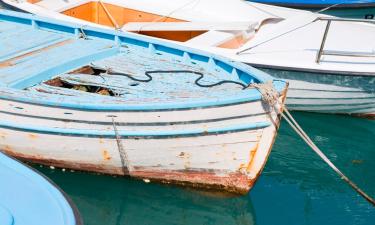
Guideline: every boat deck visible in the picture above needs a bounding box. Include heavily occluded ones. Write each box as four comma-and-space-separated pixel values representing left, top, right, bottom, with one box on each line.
0, 15, 264, 106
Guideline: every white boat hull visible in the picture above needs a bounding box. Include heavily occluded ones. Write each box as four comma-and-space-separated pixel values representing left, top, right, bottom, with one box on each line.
0, 93, 286, 193
256, 67, 375, 117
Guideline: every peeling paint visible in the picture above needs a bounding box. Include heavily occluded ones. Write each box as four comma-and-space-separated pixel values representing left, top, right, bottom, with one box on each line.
0, 131, 6, 139
246, 142, 259, 173
28, 133, 38, 139
131, 168, 255, 195
0, 148, 257, 194
102, 150, 112, 161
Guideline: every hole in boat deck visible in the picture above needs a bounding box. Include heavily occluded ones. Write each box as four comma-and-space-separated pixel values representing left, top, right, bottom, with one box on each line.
26, 46, 251, 104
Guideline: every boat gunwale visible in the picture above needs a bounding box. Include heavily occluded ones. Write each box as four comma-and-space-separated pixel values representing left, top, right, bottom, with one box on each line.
0, 9, 287, 111
0, 83, 285, 111
248, 63, 375, 77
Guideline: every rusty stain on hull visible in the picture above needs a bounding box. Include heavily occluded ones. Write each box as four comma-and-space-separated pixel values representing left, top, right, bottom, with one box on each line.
245, 86, 289, 188
28, 133, 38, 139
101, 149, 112, 160
246, 142, 259, 173
354, 113, 375, 119
131, 168, 256, 195
1, 148, 255, 194
1, 148, 127, 175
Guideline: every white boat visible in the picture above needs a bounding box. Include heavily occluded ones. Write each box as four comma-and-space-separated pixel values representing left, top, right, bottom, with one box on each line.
4, 0, 374, 117
0, 10, 288, 194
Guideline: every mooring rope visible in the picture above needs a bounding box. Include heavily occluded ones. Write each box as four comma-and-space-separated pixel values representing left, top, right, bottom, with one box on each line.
252, 83, 375, 206
249, 81, 279, 106
111, 118, 132, 176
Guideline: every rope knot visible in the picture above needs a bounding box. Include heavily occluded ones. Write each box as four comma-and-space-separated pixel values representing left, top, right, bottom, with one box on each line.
250, 81, 279, 106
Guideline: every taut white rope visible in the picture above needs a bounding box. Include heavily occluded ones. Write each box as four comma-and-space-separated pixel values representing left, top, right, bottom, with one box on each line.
252, 82, 375, 206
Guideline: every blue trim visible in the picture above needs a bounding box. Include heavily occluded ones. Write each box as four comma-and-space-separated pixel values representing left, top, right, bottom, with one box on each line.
0, 120, 271, 138
0, 81, 285, 111
189, 53, 210, 63
0, 109, 266, 126
155, 44, 185, 57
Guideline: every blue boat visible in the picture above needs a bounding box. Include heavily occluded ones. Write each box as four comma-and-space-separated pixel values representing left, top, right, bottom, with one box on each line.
249, 0, 375, 18
0, 9, 288, 194
0, 152, 82, 225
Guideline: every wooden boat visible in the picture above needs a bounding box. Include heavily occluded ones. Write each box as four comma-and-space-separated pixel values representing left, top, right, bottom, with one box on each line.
0, 10, 288, 194
248, 0, 375, 19
3, 0, 375, 117
0, 152, 82, 225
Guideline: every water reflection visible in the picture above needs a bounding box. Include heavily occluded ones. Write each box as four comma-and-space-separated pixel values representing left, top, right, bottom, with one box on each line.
249, 112, 375, 225
38, 168, 256, 225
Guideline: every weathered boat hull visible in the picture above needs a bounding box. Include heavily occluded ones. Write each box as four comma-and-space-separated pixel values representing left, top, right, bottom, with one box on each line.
0, 93, 286, 194
0, 9, 288, 194
255, 67, 375, 117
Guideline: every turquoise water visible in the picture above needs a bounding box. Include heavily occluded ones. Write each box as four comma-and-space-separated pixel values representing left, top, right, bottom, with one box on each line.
36, 112, 375, 225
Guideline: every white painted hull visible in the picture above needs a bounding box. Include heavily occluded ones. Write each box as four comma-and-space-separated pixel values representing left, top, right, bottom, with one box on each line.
257, 67, 375, 117
0, 92, 287, 193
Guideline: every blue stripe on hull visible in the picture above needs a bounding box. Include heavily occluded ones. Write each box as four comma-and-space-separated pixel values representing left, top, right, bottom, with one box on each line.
0, 120, 270, 139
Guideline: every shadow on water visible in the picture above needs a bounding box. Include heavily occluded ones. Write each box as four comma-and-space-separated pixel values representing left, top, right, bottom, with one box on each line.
34, 112, 375, 225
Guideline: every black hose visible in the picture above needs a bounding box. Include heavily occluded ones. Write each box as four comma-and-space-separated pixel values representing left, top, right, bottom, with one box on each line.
107, 71, 152, 82
107, 70, 248, 89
